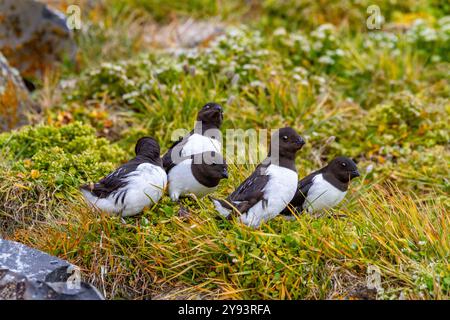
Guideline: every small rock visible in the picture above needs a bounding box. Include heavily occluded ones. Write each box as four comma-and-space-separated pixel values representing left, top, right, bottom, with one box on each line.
0, 269, 103, 300
347, 285, 378, 300
0, 0, 77, 80
0, 52, 36, 132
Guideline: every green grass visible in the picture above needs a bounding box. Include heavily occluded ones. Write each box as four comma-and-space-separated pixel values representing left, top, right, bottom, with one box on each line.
0, 0, 449, 299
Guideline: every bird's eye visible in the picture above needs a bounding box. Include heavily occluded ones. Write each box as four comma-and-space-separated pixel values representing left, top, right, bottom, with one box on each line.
205, 105, 210, 109
341, 162, 347, 167
282, 135, 288, 141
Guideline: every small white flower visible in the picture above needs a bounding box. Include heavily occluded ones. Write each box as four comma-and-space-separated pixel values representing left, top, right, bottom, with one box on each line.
335, 49, 345, 57
122, 91, 140, 100
312, 75, 326, 84
312, 41, 323, 51
318, 55, 334, 65
243, 64, 259, 70
293, 66, 308, 76
228, 28, 243, 38
420, 28, 437, 41
255, 49, 270, 56
207, 59, 218, 65
249, 80, 264, 87
273, 27, 287, 36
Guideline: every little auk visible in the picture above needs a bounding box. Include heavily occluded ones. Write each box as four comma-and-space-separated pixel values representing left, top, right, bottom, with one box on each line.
168, 151, 228, 202
211, 127, 305, 228
80, 137, 167, 217
162, 102, 223, 173
280, 156, 360, 217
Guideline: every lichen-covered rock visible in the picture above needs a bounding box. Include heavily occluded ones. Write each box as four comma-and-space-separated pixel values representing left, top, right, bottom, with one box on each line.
0, 239, 104, 300
0, 52, 35, 132
0, 0, 77, 79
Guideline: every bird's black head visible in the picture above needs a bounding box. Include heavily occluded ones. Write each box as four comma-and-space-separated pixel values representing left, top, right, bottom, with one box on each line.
196, 102, 224, 129
270, 127, 305, 159
135, 137, 161, 160
327, 157, 360, 183
191, 151, 228, 187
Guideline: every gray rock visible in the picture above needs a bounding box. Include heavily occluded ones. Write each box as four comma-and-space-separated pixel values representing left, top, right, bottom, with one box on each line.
0, 238, 68, 282
148, 19, 225, 49
0, 239, 103, 300
0, 0, 77, 79
0, 52, 36, 132
0, 269, 104, 300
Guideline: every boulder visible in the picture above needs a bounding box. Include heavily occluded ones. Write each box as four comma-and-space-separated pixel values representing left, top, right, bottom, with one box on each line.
148, 19, 225, 49
0, 52, 35, 132
0, 239, 103, 300
0, 0, 77, 80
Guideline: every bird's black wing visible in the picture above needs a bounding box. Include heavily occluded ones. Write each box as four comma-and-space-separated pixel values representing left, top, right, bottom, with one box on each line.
280, 171, 318, 216
80, 158, 143, 199
162, 130, 193, 172
226, 162, 271, 215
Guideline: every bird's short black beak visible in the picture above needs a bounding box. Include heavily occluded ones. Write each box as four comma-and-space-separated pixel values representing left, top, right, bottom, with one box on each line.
296, 137, 306, 148
222, 168, 229, 179
212, 104, 223, 113
351, 170, 360, 178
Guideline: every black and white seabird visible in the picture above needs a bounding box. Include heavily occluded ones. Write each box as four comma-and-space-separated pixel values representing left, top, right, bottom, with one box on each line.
162, 102, 223, 172
80, 137, 167, 217
168, 151, 228, 202
211, 127, 305, 228
280, 156, 360, 217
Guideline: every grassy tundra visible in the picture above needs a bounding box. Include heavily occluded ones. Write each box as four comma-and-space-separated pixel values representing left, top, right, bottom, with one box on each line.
0, 0, 448, 299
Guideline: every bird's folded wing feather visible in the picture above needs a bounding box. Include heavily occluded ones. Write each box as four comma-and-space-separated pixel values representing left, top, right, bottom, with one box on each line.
227, 163, 270, 214
280, 171, 317, 215
80, 160, 141, 198
162, 130, 193, 172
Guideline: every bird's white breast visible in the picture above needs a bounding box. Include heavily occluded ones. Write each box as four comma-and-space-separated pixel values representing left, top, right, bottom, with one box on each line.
122, 163, 167, 214
241, 164, 298, 228
181, 133, 222, 157
168, 158, 217, 201
303, 173, 347, 213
